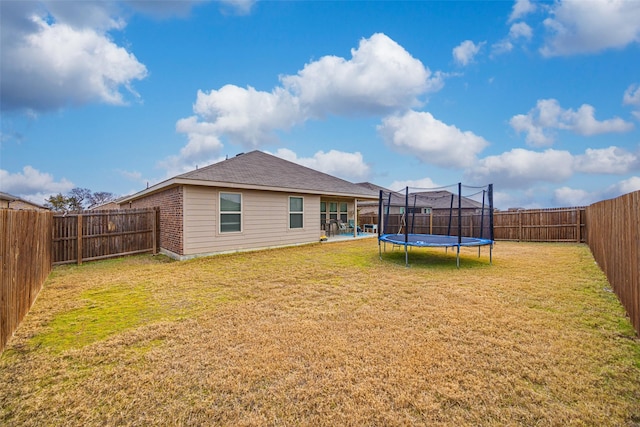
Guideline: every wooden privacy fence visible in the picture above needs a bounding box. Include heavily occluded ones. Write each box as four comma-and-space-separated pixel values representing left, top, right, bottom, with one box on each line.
53, 208, 159, 265
1, 209, 53, 353
493, 207, 586, 243
360, 206, 586, 243
586, 191, 639, 336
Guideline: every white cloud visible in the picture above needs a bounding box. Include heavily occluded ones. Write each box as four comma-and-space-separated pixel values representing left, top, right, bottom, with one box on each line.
573, 146, 638, 174
509, 22, 533, 40
272, 148, 370, 181
510, 98, 634, 146
608, 176, 640, 195
466, 148, 575, 188
388, 178, 441, 192
491, 22, 532, 57
624, 84, 640, 120
553, 187, 595, 206
218, 0, 256, 15
0, 166, 74, 202
118, 169, 143, 182
377, 110, 489, 169
157, 116, 227, 176
171, 33, 445, 175
541, 0, 640, 57
491, 40, 514, 56
554, 176, 640, 206
282, 33, 439, 116
126, 0, 210, 18
509, 0, 537, 23
452, 40, 485, 66
192, 85, 303, 147
467, 145, 638, 194
624, 84, 640, 106
0, 3, 147, 112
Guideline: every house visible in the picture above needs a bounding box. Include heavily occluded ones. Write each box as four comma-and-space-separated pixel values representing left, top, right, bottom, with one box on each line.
119, 150, 379, 260
357, 184, 484, 216
88, 196, 127, 211
0, 192, 49, 211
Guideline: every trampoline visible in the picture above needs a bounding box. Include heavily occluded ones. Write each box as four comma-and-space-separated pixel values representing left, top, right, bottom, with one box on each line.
380, 233, 493, 248
377, 183, 494, 267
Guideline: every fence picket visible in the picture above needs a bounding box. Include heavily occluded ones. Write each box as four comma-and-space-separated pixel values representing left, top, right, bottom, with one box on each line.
0, 209, 52, 353
586, 191, 640, 336
52, 208, 159, 265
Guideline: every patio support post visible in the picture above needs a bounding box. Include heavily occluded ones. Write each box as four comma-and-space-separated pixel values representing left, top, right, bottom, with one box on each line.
353, 198, 358, 238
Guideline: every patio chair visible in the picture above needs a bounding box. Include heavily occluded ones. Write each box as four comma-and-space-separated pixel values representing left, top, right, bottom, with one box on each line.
348, 219, 362, 234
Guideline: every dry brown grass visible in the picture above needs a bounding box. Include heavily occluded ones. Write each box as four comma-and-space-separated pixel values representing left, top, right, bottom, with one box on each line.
1, 240, 639, 426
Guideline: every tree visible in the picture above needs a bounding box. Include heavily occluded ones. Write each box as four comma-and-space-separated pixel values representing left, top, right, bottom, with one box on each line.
68, 187, 92, 211
89, 191, 116, 208
44, 188, 117, 212
44, 193, 69, 212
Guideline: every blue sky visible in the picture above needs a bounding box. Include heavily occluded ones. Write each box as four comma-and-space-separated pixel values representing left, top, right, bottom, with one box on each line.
1, 0, 639, 209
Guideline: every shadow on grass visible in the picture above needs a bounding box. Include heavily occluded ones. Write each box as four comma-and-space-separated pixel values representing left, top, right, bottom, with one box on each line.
378, 246, 492, 270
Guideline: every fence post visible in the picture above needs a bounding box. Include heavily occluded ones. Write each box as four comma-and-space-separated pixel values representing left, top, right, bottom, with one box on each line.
152, 209, 157, 255
518, 210, 522, 242
576, 208, 581, 243
77, 214, 83, 265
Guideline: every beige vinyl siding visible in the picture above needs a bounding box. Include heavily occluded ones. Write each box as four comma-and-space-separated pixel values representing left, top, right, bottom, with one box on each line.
183, 185, 321, 256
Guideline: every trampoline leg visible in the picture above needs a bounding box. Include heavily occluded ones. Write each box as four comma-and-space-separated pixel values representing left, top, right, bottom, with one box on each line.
405, 245, 409, 267
456, 245, 460, 268
490, 244, 493, 265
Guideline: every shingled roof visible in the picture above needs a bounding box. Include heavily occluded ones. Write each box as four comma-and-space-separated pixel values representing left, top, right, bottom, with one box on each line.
359, 187, 484, 210
123, 150, 379, 201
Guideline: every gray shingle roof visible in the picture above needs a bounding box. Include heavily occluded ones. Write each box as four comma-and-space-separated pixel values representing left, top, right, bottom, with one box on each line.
0, 191, 48, 208
177, 150, 378, 198
361, 188, 484, 210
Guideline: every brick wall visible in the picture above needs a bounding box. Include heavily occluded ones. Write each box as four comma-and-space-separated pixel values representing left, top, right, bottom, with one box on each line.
127, 186, 184, 255
5, 200, 49, 211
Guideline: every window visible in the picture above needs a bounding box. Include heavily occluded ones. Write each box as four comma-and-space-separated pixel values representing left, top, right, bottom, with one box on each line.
329, 202, 338, 220
220, 192, 241, 232
339, 202, 348, 223
320, 201, 327, 225
289, 197, 303, 229
407, 207, 432, 214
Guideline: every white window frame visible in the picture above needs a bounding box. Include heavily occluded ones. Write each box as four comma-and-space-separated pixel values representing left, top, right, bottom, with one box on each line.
219, 192, 242, 233
289, 196, 304, 229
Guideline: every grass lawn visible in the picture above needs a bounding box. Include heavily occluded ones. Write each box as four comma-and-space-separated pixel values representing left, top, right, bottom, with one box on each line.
1, 240, 639, 426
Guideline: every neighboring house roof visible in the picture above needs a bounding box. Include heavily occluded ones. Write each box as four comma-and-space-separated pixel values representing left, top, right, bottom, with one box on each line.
358, 187, 484, 210
121, 150, 379, 203
356, 182, 392, 194
0, 192, 49, 210
411, 191, 484, 210
0, 192, 16, 202
89, 196, 128, 210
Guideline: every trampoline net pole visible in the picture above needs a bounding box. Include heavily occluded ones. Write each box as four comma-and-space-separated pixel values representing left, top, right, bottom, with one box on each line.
411, 194, 417, 234
458, 182, 462, 246
405, 187, 409, 267
489, 184, 494, 242
447, 194, 453, 236
405, 187, 409, 244
480, 190, 486, 239
378, 190, 383, 253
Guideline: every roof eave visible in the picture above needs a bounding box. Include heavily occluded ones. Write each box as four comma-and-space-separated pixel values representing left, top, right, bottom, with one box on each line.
119, 178, 378, 204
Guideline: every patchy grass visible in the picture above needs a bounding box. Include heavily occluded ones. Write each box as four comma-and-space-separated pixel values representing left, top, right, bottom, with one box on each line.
1, 240, 639, 426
